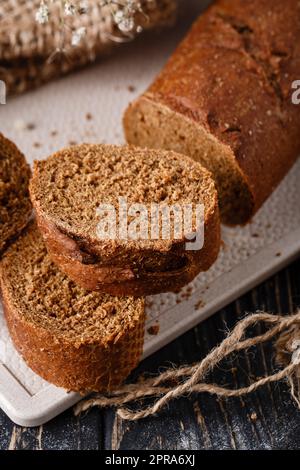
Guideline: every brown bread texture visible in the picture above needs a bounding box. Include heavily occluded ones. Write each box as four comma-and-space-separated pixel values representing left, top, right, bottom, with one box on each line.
0, 222, 145, 393
124, 0, 300, 225
29, 144, 220, 297
0, 133, 32, 254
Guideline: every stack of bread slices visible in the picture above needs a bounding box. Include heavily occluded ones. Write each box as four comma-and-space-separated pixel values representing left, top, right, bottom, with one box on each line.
1, 0, 299, 394
0, 136, 220, 393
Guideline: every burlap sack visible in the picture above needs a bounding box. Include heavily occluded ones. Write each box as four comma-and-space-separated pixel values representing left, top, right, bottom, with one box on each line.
0, 0, 177, 95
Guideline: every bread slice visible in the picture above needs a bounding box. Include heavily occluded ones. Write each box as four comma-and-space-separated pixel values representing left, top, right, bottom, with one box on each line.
0, 133, 31, 254
0, 221, 145, 393
29, 144, 220, 297
124, 0, 300, 225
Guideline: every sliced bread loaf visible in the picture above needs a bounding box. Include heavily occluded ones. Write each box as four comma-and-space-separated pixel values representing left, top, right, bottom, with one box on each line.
29, 144, 220, 297
0, 133, 31, 253
0, 222, 145, 393
124, 0, 300, 225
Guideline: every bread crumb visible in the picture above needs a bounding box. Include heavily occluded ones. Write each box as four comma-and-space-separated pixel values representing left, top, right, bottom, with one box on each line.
86, 113, 93, 121
220, 239, 226, 250
250, 412, 258, 422
181, 286, 193, 301
14, 120, 36, 131
146, 300, 153, 309
147, 324, 160, 336
69, 140, 77, 146
276, 252, 282, 257
128, 85, 136, 93
195, 299, 205, 310
51, 130, 58, 137
33, 142, 41, 148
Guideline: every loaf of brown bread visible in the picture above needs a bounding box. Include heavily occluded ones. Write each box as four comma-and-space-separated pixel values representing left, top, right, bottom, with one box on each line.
0, 133, 31, 254
124, 0, 300, 225
29, 144, 220, 297
0, 222, 145, 393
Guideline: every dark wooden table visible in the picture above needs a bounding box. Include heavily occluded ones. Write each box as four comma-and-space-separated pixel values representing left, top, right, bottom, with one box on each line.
1, 258, 300, 450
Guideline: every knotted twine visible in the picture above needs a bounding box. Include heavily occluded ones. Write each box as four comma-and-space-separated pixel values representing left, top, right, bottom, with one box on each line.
74, 311, 300, 421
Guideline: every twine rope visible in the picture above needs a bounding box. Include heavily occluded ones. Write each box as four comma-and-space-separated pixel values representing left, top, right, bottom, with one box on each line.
75, 311, 300, 421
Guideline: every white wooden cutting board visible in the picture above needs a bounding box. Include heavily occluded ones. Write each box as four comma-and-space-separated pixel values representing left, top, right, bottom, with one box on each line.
0, 0, 299, 426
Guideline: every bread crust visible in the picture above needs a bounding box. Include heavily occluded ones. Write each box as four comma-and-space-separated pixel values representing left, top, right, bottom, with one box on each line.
124, 0, 300, 225
34, 200, 220, 297
0, 260, 145, 394
0, 133, 32, 254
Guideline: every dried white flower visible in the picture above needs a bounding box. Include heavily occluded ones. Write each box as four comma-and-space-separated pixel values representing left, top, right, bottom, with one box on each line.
35, 1, 147, 49
119, 18, 135, 33
64, 2, 76, 16
79, 0, 89, 14
35, 1, 50, 24
71, 26, 87, 46
114, 10, 135, 33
